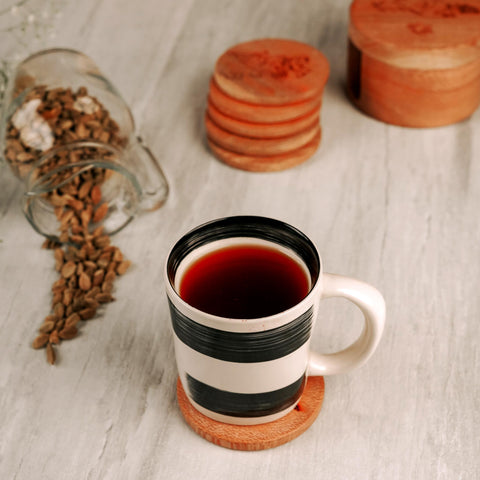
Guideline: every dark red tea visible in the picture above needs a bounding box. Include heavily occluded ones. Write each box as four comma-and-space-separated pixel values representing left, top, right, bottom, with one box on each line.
179, 244, 310, 318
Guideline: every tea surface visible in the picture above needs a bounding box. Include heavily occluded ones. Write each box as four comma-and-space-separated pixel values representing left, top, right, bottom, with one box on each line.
179, 244, 310, 318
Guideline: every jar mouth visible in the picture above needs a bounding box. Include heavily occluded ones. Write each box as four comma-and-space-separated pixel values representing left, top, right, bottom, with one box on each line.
17, 48, 94, 69
23, 141, 143, 241
24, 141, 141, 194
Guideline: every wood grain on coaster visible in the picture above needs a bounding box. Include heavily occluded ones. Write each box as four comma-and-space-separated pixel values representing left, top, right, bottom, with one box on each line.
205, 113, 320, 156
207, 100, 320, 138
177, 376, 325, 451
208, 78, 322, 123
207, 128, 321, 172
214, 38, 330, 105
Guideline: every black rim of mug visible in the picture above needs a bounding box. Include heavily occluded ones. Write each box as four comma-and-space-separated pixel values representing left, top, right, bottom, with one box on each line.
166, 215, 321, 302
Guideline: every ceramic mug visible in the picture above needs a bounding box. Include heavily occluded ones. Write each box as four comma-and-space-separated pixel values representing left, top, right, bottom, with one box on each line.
165, 216, 386, 425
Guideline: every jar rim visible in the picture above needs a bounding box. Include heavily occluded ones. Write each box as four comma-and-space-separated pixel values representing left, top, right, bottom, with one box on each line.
23, 140, 142, 197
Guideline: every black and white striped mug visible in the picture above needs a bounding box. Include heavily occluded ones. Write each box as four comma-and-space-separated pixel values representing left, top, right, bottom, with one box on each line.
165, 216, 385, 425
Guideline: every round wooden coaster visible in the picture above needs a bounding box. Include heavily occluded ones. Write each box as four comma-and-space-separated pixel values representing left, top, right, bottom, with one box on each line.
214, 38, 330, 105
177, 376, 325, 451
207, 127, 321, 172
348, 0, 480, 126
205, 112, 320, 156
207, 99, 320, 139
209, 78, 322, 123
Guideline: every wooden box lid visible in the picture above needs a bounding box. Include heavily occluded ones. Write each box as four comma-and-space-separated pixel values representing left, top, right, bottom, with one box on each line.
347, 0, 480, 126
349, 0, 480, 70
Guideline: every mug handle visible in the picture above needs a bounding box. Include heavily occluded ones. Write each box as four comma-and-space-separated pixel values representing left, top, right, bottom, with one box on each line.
308, 273, 386, 376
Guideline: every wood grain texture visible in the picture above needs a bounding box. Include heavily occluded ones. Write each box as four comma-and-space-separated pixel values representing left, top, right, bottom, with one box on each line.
207, 127, 321, 172
348, 0, 480, 126
349, 0, 480, 69
209, 78, 323, 123
207, 100, 320, 138
347, 40, 480, 127
0, 1, 480, 479
205, 112, 320, 155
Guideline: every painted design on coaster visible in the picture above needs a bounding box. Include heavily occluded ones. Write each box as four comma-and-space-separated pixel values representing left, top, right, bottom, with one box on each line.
407, 22, 433, 34
371, 0, 480, 17
186, 373, 306, 418
213, 39, 329, 106
169, 300, 314, 363
226, 50, 312, 80
206, 100, 320, 139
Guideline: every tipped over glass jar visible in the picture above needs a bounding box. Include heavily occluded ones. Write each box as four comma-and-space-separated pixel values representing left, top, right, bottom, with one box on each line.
0, 48, 169, 242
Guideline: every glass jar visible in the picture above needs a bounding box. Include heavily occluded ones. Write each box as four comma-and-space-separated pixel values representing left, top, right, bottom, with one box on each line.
0, 48, 169, 241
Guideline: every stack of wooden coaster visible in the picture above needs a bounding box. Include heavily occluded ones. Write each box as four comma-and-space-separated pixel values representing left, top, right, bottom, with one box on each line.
206, 39, 330, 172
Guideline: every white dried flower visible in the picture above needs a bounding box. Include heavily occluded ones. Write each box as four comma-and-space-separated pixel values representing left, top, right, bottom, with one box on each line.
12, 98, 54, 151
73, 95, 100, 115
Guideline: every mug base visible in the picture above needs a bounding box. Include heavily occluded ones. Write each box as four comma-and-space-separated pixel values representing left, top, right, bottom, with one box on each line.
176, 375, 325, 451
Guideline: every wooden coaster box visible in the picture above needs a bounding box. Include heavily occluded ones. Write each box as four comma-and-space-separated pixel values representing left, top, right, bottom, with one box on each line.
347, 0, 480, 127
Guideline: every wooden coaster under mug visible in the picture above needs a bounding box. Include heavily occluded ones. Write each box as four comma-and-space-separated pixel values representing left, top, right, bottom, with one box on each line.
206, 127, 321, 172
177, 376, 325, 451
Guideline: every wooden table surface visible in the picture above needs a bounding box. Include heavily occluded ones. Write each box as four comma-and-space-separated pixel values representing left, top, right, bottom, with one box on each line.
0, 1, 479, 479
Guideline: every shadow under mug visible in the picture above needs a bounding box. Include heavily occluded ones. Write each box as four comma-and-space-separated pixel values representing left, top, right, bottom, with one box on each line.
165, 216, 386, 426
